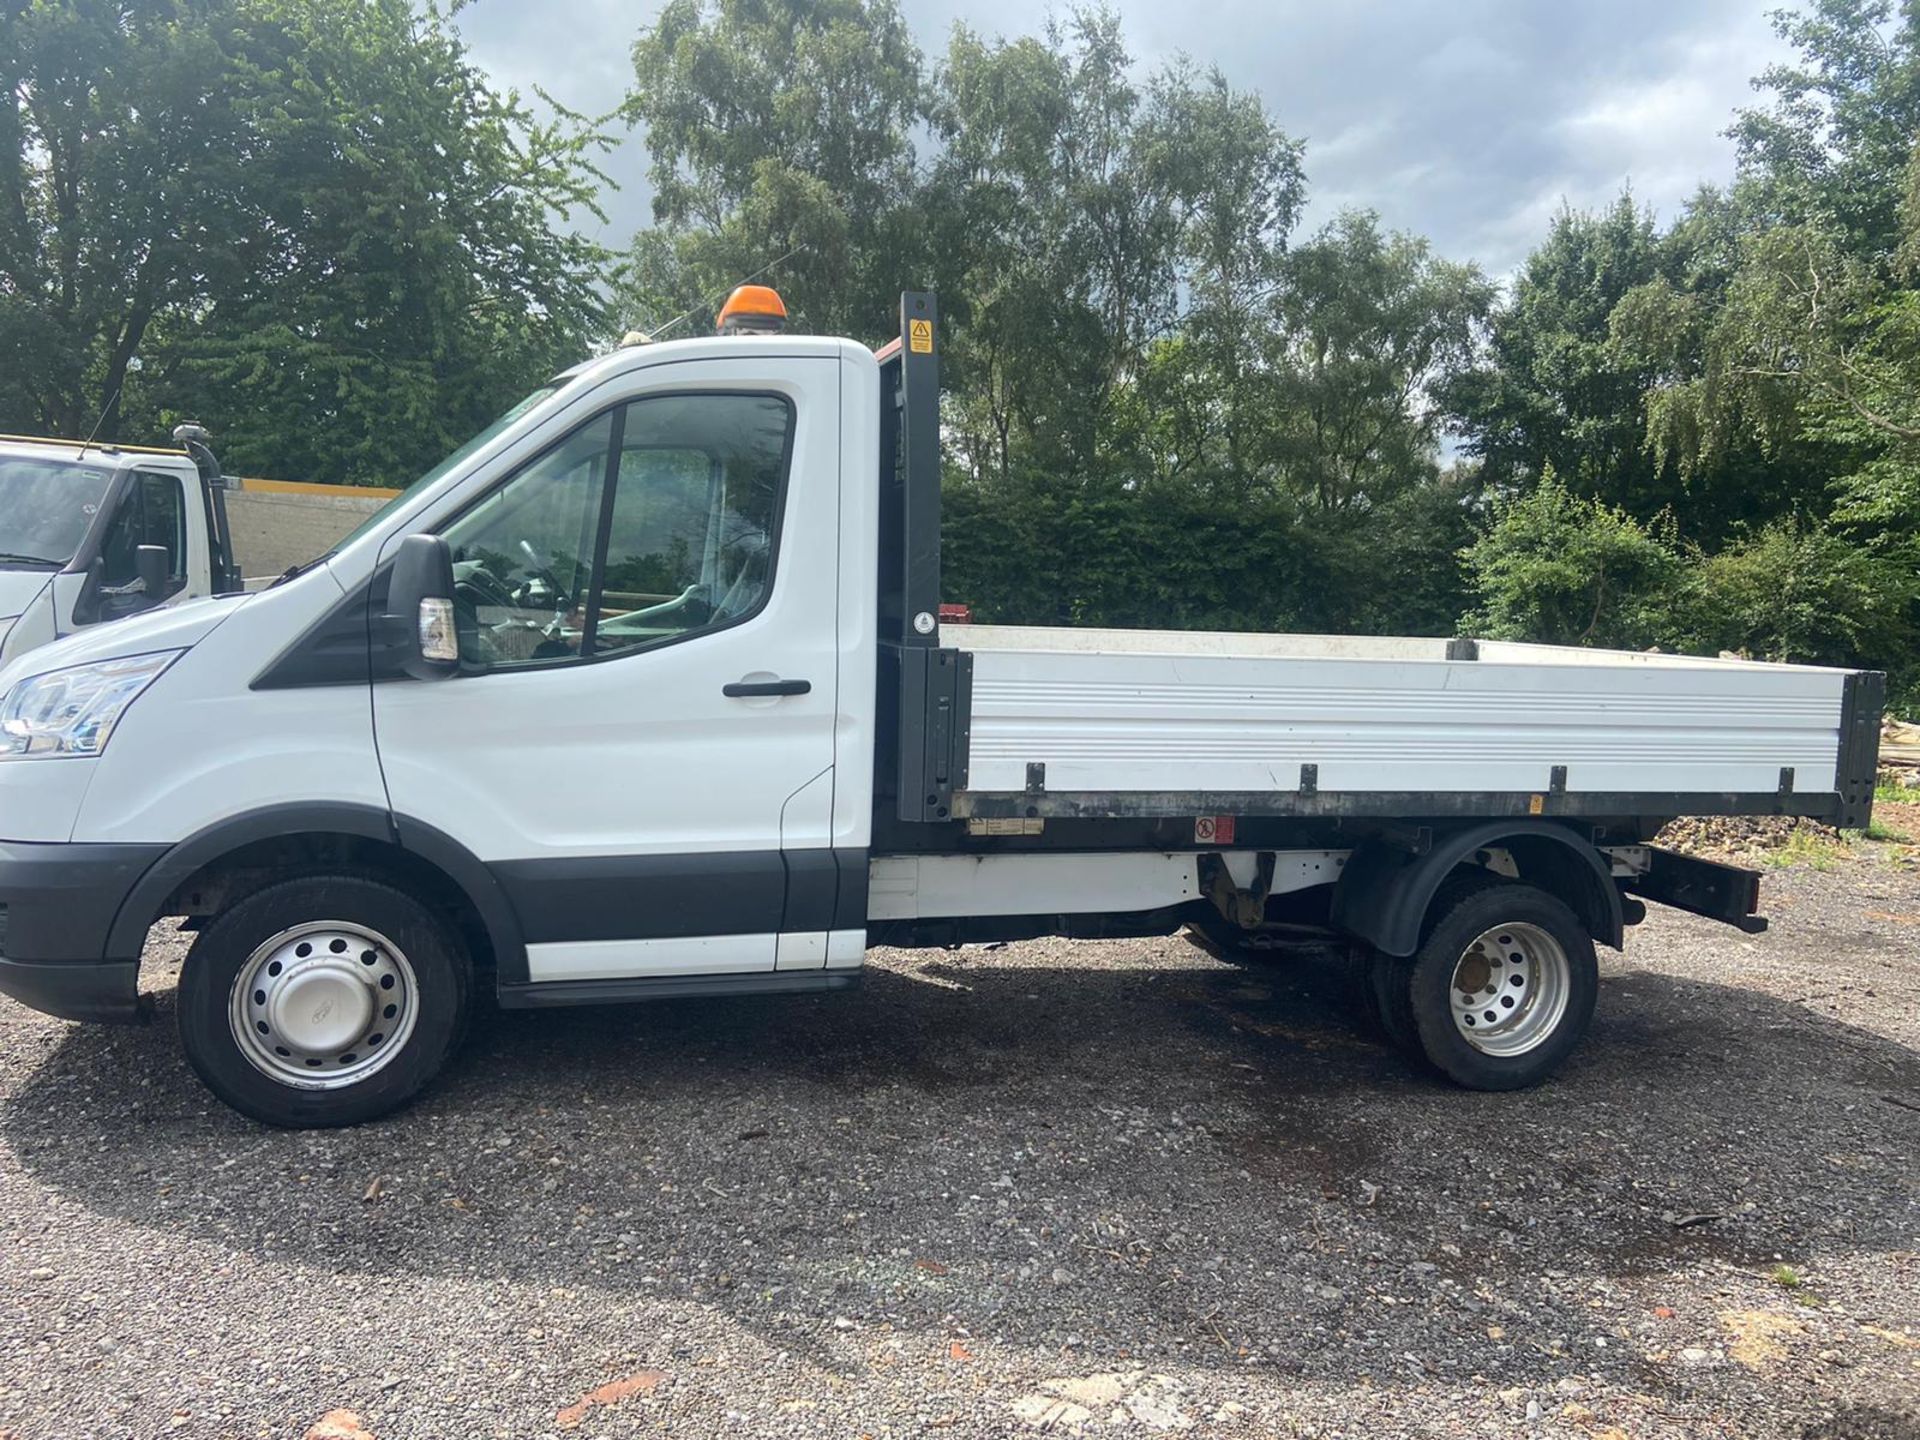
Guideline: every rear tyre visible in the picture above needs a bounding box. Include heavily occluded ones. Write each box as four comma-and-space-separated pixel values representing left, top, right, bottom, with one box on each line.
178, 874, 470, 1127
1407, 880, 1598, 1091
1364, 947, 1420, 1054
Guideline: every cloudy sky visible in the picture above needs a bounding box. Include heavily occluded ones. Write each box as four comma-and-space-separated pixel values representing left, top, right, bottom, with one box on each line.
450, 0, 1795, 278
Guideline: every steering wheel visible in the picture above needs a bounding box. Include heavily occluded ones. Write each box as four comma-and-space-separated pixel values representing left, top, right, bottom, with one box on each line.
513, 538, 574, 613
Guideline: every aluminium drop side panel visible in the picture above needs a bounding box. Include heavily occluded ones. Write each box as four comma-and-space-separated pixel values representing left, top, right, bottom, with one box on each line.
951, 628, 1850, 808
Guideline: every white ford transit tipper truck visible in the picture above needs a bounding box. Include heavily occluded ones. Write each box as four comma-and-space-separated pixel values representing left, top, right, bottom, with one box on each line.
0, 427, 243, 668
0, 291, 1884, 1127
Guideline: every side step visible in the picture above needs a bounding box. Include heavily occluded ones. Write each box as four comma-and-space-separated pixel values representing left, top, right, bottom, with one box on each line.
498, 971, 861, 1009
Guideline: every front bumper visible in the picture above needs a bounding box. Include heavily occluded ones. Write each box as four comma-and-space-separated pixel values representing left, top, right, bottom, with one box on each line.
0, 839, 168, 1022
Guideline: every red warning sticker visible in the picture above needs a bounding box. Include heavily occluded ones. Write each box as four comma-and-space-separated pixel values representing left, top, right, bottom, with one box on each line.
1194, 814, 1235, 845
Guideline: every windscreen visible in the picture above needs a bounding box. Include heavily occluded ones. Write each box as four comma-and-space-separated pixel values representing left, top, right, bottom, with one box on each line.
0, 456, 115, 566
324, 383, 565, 562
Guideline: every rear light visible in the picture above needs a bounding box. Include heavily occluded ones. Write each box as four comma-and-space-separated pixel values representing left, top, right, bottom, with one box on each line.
938, 603, 972, 625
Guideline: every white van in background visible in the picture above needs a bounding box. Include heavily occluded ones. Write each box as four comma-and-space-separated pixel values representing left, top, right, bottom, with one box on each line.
0, 427, 241, 666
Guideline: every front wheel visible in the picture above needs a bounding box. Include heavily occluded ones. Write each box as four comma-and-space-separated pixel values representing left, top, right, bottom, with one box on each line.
1407, 881, 1598, 1090
178, 874, 470, 1127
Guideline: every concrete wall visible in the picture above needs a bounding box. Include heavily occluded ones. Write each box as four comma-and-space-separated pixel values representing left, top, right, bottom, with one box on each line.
227, 481, 397, 582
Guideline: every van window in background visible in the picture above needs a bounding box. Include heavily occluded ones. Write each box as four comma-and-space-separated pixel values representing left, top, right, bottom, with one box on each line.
97, 473, 189, 589
0, 458, 114, 566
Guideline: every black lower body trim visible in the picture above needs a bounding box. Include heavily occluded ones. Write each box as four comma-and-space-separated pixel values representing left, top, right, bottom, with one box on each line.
0, 957, 143, 1023
0, 840, 168, 964
497, 970, 860, 1009
488, 847, 870, 944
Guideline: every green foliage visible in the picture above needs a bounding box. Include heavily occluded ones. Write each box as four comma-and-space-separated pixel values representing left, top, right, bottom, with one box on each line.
620, 0, 923, 342
1459, 470, 1679, 648
1668, 521, 1918, 669
0, 0, 609, 484
10, 0, 1920, 702
1449, 1, 1920, 694
1730, 0, 1920, 258
0, 0, 259, 438
1446, 195, 1672, 511
941, 461, 1474, 637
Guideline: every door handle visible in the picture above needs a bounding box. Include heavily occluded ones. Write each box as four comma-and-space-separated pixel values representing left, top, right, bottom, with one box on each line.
723, 677, 811, 698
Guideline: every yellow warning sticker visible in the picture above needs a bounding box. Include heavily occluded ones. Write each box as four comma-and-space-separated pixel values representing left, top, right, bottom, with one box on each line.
1528, 794, 1544, 815
909, 318, 934, 353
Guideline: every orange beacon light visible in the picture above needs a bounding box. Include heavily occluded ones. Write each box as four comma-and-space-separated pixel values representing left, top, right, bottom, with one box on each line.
716, 284, 788, 335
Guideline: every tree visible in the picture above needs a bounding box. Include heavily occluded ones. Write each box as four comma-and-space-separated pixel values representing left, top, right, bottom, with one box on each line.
1730, 0, 1920, 259
0, 0, 257, 436
925, 14, 1304, 484
0, 0, 610, 484
619, 0, 924, 342
1670, 521, 1918, 668
1617, 2, 1920, 540
151, 0, 613, 486
1458, 469, 1679, 648
1445, 193, 1675, 514
1257, 211, 1491, 513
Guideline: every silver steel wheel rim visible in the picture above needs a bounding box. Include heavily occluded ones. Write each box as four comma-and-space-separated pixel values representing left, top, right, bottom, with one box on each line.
228, 922, 418, 1089
1448, 921, 1569, 1057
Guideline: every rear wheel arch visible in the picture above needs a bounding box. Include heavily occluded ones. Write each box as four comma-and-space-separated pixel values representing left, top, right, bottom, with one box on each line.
1332, 820, 1623, 958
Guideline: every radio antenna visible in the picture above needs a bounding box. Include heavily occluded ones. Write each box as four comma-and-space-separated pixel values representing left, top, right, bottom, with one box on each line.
642, 246, 804, 345
76, 383, 123, 456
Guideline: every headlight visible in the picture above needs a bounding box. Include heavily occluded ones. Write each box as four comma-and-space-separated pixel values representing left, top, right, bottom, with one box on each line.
0, 652, 180, 760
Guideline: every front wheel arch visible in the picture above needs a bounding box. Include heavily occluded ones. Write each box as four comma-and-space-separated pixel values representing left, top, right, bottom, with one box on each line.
105, 804, 526, 983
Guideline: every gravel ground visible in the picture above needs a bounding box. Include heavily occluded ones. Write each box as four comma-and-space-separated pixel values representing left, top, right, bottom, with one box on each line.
1, 856, 1917, 1440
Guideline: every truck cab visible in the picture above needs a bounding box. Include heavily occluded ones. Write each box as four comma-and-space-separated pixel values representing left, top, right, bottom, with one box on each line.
0, 430, 241, 667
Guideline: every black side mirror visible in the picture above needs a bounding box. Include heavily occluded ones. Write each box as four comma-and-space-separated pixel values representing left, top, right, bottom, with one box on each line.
74, 546, 170, 626
134, 544, 169, 604
387, 534, 459, 681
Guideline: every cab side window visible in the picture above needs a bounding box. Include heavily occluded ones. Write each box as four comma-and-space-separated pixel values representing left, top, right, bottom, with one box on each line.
97, 473, 188, 591
441, 413, 613, 666
438, 394, 793, 671
588, 394, 789, 657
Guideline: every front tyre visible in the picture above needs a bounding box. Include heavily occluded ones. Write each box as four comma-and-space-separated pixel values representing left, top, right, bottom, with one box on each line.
178, 875, 470, 1127
1408, 881, 1598, 1091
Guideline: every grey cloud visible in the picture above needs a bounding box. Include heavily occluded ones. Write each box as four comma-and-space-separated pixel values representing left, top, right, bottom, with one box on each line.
451, 0, 1794, 276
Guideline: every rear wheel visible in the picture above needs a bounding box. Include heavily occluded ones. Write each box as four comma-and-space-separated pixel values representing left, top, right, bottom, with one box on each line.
178, 874, 470, 1127
1363, 946, 1419, 1054
1407, 880, 1598, 1090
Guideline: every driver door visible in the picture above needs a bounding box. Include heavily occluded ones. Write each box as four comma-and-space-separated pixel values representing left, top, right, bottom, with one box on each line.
372, 357, 843, 987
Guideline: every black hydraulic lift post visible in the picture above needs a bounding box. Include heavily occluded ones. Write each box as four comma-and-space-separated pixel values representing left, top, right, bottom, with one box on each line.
896, 292, 942, 651
885, 291, 971, 824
